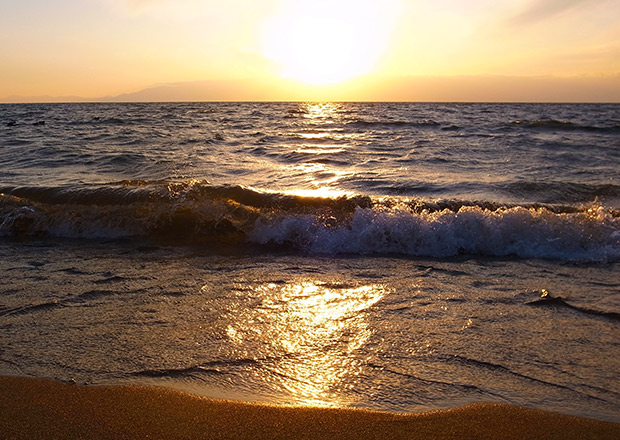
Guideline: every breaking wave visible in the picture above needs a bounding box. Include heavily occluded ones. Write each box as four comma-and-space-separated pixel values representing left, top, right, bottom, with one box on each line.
1, 181, 618, 262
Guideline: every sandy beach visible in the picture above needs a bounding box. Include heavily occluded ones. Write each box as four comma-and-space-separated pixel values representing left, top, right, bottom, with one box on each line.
0, 376, 618, 440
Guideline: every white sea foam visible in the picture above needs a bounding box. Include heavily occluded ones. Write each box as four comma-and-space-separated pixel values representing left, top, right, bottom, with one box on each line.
250, 204, 620, 262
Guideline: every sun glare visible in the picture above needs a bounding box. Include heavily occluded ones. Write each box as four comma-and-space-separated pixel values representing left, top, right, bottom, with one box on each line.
225, 281, 388, 406
261, 0, 399, 86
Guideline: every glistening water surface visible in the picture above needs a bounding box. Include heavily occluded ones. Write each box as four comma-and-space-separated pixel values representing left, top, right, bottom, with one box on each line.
0, 102, 618, 421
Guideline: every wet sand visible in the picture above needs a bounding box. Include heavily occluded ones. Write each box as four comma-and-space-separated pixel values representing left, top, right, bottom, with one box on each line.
1, 376, 618, 440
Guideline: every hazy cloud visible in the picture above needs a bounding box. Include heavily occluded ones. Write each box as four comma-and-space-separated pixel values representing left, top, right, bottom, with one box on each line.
103, 0, 170, 13
509, 0, 606, 26
101, 0, 221, 17
100, 0, 280, 23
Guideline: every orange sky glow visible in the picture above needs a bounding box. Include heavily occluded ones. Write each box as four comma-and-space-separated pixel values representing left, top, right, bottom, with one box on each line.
1, 0, 619, 102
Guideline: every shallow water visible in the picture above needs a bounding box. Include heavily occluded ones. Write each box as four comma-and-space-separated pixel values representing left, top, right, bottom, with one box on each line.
1, 241, 618, 420
0, 102, 618, 421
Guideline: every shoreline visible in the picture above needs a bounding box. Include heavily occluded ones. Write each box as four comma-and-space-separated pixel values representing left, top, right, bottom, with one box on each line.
1, 376, 618, 440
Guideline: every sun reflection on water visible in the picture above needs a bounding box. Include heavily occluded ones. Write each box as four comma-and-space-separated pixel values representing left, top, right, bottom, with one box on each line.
282, 103, 359, 199
226, 281, 387, 407
303, 102, 340, 121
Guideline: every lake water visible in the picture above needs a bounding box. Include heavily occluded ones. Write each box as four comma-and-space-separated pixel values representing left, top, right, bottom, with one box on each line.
0, 102, 618, 421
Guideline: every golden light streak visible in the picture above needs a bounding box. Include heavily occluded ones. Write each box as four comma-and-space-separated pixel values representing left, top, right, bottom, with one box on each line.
226, 281, 388, 406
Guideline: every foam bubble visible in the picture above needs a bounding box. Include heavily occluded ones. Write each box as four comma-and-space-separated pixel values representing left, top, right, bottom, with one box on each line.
249, 204, 620, 262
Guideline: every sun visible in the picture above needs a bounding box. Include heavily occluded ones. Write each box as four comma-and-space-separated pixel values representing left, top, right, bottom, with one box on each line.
261, 0, 399, 86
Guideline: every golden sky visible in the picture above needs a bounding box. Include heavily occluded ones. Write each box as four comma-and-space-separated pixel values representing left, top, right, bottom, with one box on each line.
1, 0, 619, 101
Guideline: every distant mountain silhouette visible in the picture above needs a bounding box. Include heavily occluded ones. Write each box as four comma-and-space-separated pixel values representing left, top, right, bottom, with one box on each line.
2, 74, 619, 103
1, 80, 274, 103
98, 80, 264, 102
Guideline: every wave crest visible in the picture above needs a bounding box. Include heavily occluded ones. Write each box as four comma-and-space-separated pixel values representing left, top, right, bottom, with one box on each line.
511, 119, 620, 133
1, 182, 618, 262
250, 202, 619, 262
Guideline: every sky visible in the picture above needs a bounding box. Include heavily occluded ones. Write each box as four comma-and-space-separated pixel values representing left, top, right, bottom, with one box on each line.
1, 0, 619, 102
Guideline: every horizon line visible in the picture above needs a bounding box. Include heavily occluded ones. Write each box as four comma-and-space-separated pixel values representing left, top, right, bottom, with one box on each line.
2, 99, 620, 104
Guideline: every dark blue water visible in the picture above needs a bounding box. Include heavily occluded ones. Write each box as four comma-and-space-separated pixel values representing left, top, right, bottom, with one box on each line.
0, 102, 619, 421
